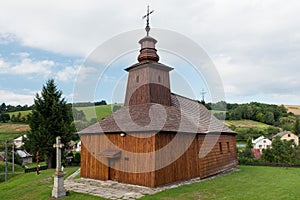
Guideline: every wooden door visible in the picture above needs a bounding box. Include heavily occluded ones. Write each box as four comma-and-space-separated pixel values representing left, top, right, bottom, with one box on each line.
108, 159, 117, 181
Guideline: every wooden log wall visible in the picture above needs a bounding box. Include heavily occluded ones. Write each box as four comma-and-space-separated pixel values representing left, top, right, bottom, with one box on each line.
154, 133, 199, 186
198, 134, 238, 178
81, 132, 238, 187
80, 133, 156, 187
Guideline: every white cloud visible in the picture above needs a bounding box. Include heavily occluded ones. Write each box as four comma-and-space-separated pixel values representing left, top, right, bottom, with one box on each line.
11, 58, 54, 76
0, 33, 17, 44
0, 53, 81, 82
0, 90, 34, 105
56, 66, 80, 82
0, 55, 54, 78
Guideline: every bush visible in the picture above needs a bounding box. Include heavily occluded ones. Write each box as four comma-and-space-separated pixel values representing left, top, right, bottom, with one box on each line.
73, 152, 81, 163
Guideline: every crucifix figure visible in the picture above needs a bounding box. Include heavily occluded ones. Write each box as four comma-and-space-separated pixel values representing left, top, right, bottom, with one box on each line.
142, 5, 154, 36
52, 136, 66, 198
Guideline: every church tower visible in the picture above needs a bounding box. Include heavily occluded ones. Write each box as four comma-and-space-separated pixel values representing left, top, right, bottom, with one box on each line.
124, 7, 173, 106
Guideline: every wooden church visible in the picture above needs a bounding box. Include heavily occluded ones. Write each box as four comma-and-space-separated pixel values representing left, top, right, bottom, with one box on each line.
79, 13, 238, 187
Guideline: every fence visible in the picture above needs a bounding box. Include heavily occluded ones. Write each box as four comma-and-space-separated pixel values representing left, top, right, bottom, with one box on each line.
24, 165, 48, 173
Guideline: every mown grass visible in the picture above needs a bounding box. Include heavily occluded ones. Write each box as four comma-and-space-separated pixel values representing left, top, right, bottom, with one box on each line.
1, 165, 300, 199
0, 166, 104, 200
284, 105, 300, 116
0, 161, 24, 182
8, 110, 32, 118
224, 120, 271, 129
0, 123, 29, 133
210, 110, 226, 115
76, 104, 122, 121
24, 161, 47, 168
141, 165, 300, 200
0, 132, 23, 142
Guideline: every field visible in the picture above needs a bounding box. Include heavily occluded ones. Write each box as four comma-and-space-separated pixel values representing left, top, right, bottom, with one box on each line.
75, 104, 122, 121
224, 120, 272, 129
0, 123, 30, 149
284, 105, 300, 116
8, 110, 32, 118
1, 165, 300, 199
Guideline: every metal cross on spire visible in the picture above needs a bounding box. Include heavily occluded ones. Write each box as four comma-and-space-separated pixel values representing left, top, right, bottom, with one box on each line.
142, 5, 154, 36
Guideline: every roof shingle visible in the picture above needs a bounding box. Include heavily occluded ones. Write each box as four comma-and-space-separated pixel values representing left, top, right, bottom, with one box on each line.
78, 93, 235, 135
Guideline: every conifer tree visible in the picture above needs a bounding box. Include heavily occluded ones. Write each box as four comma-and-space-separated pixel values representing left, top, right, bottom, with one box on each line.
25, 79, 75, 168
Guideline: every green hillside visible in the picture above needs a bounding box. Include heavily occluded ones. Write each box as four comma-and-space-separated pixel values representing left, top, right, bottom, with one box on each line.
75, 104, 122, 121
8, 110, 32, 118
2, 105, 281, 144
0, 123, 30, 150
224, 120, 280, 142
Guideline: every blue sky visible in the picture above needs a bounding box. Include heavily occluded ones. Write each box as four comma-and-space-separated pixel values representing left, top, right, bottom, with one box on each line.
0, 0, 299, 106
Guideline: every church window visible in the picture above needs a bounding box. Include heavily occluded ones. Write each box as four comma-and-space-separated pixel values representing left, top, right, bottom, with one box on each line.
158, 75, 161, 83
227, 142, 230, 152
136, 76, 139, 83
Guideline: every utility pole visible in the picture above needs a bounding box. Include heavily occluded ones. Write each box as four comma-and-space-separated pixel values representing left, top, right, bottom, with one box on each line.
12, 143, 14, 174
5, 139, 8, 182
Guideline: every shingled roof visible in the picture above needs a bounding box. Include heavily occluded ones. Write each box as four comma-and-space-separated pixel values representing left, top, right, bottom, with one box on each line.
79, 93, 235, 135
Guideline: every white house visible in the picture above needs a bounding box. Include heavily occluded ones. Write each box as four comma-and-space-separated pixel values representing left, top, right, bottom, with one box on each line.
252, 136, 272, 151
75, 141, 81, 152
271, 131, 299, 146
14, 134, 27, 148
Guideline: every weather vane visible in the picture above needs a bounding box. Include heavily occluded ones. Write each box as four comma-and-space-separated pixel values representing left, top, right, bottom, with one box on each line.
142, 5, 154, 36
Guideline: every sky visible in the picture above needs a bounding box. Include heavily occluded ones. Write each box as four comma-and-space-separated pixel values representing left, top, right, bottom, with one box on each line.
0, 0, 299, 106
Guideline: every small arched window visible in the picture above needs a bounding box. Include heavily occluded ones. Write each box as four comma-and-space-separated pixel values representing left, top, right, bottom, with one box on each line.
158, 75, 161, 83
136, 76, 139, 83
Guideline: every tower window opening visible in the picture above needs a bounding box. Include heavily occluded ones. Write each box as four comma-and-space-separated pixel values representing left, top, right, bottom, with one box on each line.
136, 76, 139, 83
158, 75, 161, 83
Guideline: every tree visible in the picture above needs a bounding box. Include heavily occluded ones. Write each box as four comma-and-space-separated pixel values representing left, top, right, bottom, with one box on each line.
294, 118, 300, 136
0, 113, 10, 122
25, 79, 75, 169
0, 103, 6, 113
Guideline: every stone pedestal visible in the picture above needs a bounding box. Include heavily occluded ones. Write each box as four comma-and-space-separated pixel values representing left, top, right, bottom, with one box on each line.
52, 172, 66, 198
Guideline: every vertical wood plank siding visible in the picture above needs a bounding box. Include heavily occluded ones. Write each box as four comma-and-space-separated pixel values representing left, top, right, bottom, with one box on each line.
125, 66, 171, 106
80, 133, 237, 187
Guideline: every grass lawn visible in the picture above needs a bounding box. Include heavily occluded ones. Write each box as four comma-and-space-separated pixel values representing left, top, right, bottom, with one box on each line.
141, 165, 300, 200
1, 165, 300, 199
24, 161, 47, 168
0, 161, 24, 182
0, 166, 104, 200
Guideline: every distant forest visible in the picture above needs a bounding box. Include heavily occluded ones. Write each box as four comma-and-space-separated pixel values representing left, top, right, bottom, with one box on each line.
205, 101, 299, 133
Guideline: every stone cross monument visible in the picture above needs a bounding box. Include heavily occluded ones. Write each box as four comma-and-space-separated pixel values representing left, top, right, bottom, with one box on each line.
52, 136, 66, 198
